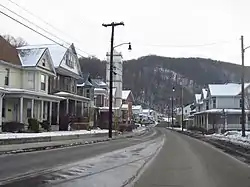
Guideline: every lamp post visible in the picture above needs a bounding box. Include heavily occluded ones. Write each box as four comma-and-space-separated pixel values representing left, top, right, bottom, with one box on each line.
102, 21, 132, 138
240, 35, 250, 137
171, 87, 175, 128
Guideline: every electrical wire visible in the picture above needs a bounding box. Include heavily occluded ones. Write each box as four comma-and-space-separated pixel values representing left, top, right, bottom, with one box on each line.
0, 3, 93, 57
0, 9, 89, 58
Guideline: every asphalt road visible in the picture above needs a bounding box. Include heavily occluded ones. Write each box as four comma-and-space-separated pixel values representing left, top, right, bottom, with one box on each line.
0, 127, 162, 186
134, 129, 250, 187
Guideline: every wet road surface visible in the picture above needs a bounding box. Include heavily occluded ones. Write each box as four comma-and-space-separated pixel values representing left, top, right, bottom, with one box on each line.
134, 129, 250, 187
0, 127, 163, 186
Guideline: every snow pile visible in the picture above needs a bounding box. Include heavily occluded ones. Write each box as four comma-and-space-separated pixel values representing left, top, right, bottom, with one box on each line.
133, 126, 147, 133
0, 129, 110, 140
206, 131, 250, 146
38, 137, 165, 186
166, 127, 187, 131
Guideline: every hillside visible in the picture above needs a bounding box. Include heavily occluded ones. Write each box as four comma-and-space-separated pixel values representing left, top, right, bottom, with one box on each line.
79, 55, 250, 113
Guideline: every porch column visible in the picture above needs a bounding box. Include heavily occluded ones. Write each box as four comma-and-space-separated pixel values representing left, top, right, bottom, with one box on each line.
31, 99, 34, 118
41, 100, 44, 121
20, 97, 23, 123
66, 99, 69, 114
225, 114, 228, 131
81, 102, 84, 116
0, 95, 3, 132
74, 100, 77, 115
57, 102, 60, 125
206, 113, 208, 131
49, 101, 52, 125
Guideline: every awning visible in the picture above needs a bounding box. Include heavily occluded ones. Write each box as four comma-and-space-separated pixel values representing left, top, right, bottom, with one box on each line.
54, 91, 90, 102
4, 88, 65, 101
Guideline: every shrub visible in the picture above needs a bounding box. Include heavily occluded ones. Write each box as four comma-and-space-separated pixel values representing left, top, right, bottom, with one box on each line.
40, 120, 50, 131
28, 118, 40, 133
2, 122, 25, 132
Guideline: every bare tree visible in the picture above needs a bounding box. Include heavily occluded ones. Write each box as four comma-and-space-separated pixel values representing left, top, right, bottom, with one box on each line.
2, 34, 28, 47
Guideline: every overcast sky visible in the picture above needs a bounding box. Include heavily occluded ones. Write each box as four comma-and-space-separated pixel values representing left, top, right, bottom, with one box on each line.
1, 0, 250, 65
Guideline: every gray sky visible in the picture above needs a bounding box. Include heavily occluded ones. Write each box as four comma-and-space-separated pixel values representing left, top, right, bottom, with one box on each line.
0, 0, 250, 65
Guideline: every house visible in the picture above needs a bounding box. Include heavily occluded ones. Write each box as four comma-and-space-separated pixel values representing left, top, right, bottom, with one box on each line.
132, 105, 143, 115
0, 36, 64, 131
122, 90, 134, 124
92, 79, 108, 108
18, 44, 90, 130
193, 83, 250, 132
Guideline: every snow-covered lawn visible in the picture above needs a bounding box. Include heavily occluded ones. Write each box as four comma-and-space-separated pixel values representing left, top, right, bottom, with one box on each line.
0, 129, 110, 140
206, 131, 250, 146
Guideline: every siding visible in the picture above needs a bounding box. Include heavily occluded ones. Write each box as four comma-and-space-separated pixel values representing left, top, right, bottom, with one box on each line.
0, 63, 22, 88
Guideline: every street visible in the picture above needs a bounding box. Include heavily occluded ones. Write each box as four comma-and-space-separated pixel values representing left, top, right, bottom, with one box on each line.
1, 128, 250, 186
134, 129, 250, 187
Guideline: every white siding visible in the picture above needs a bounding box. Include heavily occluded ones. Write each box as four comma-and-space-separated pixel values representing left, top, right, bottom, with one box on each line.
0, 63, 22, 88
215, 96, 240, 109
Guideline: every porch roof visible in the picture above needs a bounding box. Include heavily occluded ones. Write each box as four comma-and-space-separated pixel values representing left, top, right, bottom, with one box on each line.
121, 104, 128, 111
5, 88, 64, 101
194, 109, 250, 115
98, 106, 120, 112
0, 87, 8, 93
54, 91, 90, 102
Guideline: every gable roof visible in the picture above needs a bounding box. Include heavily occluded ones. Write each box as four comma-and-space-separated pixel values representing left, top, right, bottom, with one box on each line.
202, 88, 208, 99
0, 36, 21, 65
17, 47, 46, 67
92, 79, 108, 88
208, 83, 250, 96
77, 73, 93, 87
195, 94, 201, 103
122, 90, 134, 101
18, 44, 68, 67
18, 43, 82, 77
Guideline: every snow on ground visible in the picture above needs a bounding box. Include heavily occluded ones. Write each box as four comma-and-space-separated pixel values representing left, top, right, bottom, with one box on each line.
166, 127, 187, 131
133, 126, 147, 133
206, 131, 250, 146
33, 136, 165, 187
0, 129, 111, 140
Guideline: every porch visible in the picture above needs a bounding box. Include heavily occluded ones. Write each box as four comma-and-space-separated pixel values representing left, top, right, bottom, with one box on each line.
53, 92, 91, 130
1, 89, 64, 131
194, 109, 250, 132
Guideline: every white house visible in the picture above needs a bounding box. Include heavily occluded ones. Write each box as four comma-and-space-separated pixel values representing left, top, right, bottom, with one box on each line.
0, 42, 64, 130
193, 83, 250, 131
132, 105, 143, 115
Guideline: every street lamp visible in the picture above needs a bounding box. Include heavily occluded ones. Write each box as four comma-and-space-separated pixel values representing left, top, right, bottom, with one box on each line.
171, 87, 175, 128
240, 35, 250, 137
113, 42, 132, 50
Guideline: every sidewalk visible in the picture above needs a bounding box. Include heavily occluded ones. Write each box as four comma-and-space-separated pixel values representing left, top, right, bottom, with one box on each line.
0, 127, 147, 155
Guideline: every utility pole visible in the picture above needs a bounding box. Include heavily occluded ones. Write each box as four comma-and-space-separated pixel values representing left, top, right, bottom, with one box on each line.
171, 86, 175, 128
102, 22, 124, 138
241, 35, 246, 137
181, 86, 184, 131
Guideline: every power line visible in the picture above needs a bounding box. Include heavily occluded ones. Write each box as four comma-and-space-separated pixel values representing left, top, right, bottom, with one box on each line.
0, 3, 71, 46
5, 0, 92, 56
133, 40, 235, 48
0, 8, 89, 58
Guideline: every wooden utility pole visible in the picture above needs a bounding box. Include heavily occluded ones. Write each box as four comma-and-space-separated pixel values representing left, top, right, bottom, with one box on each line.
102, 22, 124, 138
241, 35, 246, 137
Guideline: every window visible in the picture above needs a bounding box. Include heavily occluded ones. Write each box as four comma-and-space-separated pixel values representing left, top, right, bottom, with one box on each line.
42, 59, 46, 67
86, 89, 90, 98
41, 74, 46, 91
27, 101, 31, 118
212, 97, 216, 108
66, 53, 74, 68
2, 99, 5, 118
240, 98, 242, 108
239, 116, 243, 124
28, 72, 35, 89
206, 100, 209, 110
4, 68, 9, 86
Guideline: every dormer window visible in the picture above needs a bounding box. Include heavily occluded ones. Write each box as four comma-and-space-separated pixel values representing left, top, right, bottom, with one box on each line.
42, 59, 46, 67
66, 53, 74, 68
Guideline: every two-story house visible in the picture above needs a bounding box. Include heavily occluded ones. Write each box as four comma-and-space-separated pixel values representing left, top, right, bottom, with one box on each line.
0, 37, 64, 131
19, 44, 90, 130
122, 90, 134, 124
193, 83, 250, 132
